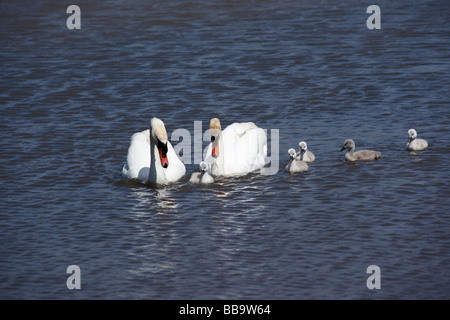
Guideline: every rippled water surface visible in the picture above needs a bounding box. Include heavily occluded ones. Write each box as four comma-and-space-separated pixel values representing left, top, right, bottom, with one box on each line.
1, 0, 449, 299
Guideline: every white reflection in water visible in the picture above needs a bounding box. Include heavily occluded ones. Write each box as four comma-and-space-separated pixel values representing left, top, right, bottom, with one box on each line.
153, 188, 179, 212
126, 187, 181, 278
209, 179, 269, 239
129, 184, 179, 216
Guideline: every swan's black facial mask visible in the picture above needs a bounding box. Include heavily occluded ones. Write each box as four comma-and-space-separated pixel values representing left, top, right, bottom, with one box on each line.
157, 139, 168, 157
157, 139, 169, 168
211, 135, 219, 157
211, 135, 219, 146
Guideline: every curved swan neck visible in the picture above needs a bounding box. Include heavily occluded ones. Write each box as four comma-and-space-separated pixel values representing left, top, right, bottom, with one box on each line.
149, 136, 157, 161
149, 133, 167, 184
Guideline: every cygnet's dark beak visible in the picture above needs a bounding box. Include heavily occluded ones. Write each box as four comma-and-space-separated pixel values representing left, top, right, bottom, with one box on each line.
340, 146, 346, 152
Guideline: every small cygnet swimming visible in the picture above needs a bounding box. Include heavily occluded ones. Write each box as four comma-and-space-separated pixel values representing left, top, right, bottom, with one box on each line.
297, 141, 315, 162
340, 139, 381, 161
286, 148, 308, 172
189, 161, 214, 184
406, 129, 428, 151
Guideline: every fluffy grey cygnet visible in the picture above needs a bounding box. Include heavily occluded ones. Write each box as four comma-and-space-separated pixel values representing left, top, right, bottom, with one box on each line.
297, 141, 315, 162
286, 148, 308, 172
340, 139, 381, 161
190, 161, 214, 184
406, 129, 428, 151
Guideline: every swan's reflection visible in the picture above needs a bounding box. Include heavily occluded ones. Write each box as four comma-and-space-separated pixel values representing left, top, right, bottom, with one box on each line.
209, 177, 269, 237
130, 184, 179, 216
125, 176, 270, 279
204, 179, 271, 269
153, 187, 179, 212
408, 151, 426, 162
126, 185, 181, 278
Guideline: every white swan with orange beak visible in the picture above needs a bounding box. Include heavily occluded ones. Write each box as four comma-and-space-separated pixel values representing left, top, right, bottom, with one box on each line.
122, 117, 186, 184
205, 118, 267, 177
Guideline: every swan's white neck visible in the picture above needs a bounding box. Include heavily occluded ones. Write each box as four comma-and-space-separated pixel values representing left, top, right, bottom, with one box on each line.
148, 135, 167, 184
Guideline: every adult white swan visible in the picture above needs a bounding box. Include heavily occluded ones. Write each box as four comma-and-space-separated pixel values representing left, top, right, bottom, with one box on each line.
205, 118, 267, 177
122, 117, 186, 184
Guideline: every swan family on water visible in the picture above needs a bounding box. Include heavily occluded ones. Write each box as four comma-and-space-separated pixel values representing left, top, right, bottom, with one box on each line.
122, 117, 428, 184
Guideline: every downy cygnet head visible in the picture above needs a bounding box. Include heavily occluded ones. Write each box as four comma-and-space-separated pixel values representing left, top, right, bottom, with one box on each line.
408, 129, 417, 141
288, 148, 297, 159
340, 139, 355, 152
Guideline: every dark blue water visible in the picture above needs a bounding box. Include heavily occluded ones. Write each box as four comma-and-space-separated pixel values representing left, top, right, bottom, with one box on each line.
1, 0, 449, 299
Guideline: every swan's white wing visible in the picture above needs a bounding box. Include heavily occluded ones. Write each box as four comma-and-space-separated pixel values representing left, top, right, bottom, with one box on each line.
164, 141, 186, 182
122, 129, 150, 181
204, 122, 267, 176
231, 122, 257, 137
222, 123, 267, 175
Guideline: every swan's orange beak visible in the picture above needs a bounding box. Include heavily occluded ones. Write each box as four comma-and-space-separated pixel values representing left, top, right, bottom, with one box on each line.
159, 148, 169, 168
212, 144, 219, 158
211, 136, 219, 158
157, 140, 169, 168
159, 149, 169, 168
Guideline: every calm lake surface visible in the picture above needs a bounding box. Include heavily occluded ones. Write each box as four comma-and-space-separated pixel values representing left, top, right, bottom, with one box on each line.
0, 0, 449, 299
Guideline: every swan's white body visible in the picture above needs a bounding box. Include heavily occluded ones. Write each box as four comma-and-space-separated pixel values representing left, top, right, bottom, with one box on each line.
286, 148, 308, 173
205, 118, 267, 177
297, 141, 315, 162
406, 129, 428, 151
122, 118, 186, 184
340, 139, 381, 161
189, 161, 214, 184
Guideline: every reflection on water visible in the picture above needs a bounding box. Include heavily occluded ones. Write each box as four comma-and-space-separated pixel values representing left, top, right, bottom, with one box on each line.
153, 188, 179, 212
128, 183, 180, 215
126, 187, 181, 281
